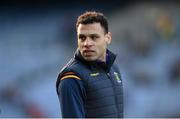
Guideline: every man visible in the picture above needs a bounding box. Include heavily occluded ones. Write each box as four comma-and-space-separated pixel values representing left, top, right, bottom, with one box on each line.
56, 11, 123, 118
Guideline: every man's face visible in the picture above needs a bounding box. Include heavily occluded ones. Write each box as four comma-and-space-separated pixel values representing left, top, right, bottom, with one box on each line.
77, 23, 111, 62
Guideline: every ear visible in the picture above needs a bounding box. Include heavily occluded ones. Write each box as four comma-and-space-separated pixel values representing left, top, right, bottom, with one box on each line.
105, 32, 112, 44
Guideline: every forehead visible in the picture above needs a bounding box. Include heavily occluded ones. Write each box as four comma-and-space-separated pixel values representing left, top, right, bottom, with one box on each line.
77, 23, 104, 35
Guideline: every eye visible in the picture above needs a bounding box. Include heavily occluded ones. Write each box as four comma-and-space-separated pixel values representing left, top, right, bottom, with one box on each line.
90, 35, 99, 41
79, 35, 86, 41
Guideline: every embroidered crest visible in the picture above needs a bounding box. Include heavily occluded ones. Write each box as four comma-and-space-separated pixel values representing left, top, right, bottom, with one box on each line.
114, 72, 121, 83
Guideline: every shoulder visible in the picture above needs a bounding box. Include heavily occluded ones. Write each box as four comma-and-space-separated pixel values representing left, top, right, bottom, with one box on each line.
56, 71, 84, 95
59, 78, 83, 92
56, 58, 84, 93
58, 58, 83, 78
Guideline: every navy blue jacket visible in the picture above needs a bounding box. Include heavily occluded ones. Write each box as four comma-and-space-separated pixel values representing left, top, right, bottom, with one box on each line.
56, 49, 123, 118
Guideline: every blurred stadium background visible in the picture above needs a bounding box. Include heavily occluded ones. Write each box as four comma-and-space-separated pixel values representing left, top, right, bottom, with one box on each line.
0, 0, 180, 118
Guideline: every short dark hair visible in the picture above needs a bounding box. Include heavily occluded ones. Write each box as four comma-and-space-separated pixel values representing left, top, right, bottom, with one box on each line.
76, 11, 109, 34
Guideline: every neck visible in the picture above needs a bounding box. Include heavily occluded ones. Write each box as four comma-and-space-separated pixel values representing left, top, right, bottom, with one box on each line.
98, 52, 107, 63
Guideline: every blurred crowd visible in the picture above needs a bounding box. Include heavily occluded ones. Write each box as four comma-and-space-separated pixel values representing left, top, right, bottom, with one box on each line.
0, 1, 180, 118
109, 2, 180, 117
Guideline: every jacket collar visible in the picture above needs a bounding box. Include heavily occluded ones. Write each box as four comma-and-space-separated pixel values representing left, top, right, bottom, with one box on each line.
74, 49, 116, 72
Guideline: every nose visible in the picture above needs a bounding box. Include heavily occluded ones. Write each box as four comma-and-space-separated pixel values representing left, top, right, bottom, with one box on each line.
84, 38, 92, 47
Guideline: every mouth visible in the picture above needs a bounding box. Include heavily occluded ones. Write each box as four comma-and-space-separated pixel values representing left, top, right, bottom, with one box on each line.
83, 50, 95, 56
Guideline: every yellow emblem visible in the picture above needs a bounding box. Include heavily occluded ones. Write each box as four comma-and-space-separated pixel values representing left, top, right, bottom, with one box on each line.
90, 72, 99, 76
114, 72, 121, 83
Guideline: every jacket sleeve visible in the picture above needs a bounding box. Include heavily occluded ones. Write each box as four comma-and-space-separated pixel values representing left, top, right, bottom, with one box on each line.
57, 77, 86, 118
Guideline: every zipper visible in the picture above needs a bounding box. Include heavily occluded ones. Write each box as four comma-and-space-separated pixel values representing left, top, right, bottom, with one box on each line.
106, 72, 120, 117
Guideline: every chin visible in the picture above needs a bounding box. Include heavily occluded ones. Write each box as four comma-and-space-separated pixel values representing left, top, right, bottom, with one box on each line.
84, 57, 97, 61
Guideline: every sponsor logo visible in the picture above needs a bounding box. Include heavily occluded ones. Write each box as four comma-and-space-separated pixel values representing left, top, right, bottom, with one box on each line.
90, 72, 99, 76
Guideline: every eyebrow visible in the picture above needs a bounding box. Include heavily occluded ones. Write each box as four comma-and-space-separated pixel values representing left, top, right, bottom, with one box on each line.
78, 33, 99, 37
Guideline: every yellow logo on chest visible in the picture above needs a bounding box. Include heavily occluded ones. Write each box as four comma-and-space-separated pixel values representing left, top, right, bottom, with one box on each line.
90, 72, 99, 76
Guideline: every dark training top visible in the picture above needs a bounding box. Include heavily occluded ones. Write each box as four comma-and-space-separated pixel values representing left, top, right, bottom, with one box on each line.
56, 49, 123, 118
